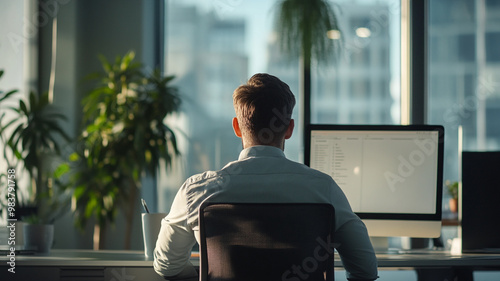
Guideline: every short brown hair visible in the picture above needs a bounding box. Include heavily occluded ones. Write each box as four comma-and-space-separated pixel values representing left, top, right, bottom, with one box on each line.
233, 73, 296, 145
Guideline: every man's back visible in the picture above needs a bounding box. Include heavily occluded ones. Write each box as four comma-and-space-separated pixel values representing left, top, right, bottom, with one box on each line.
155, 146, 378, 280
184, 146, 356, 233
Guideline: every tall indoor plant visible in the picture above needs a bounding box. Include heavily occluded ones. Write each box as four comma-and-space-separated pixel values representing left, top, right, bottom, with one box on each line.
275, 0, 342, 136
69, 51, 181, 249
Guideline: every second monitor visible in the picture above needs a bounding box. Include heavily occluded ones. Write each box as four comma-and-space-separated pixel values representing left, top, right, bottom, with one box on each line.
304, 125, 444, 238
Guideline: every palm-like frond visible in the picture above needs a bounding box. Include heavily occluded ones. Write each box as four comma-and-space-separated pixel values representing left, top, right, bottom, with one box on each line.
1, 91, 70, 169
275, 0, 342, 65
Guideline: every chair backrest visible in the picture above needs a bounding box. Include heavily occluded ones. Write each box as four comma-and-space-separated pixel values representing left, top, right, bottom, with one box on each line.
199, 202, 336, 281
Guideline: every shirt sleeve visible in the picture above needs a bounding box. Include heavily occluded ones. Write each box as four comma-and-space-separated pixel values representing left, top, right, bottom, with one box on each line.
335, 219, 378, 280
330, 181, 379, 280
153, 182, 197, 278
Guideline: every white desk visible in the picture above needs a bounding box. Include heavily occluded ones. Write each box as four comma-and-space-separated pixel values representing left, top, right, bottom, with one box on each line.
0, 250, 169, 281
1, 249, 500, 280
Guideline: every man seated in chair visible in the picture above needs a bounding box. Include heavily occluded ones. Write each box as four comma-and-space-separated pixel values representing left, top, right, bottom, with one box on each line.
154, 73, 378, 281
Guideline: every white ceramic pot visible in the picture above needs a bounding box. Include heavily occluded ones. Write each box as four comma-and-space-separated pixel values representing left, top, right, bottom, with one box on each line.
23, 224, 54, 254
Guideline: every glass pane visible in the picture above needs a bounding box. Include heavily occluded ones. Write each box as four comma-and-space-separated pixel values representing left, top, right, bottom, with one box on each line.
160, 0, 403, 210
428, 0, 500, 214
311, 0, 401, 125
160, 0, 299, 208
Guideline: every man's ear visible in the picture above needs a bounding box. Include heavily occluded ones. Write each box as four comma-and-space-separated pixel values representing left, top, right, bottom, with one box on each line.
284, 119, 294, 139
232, 117, 242, 138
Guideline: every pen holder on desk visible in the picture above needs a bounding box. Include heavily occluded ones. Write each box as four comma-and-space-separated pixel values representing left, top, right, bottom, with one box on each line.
141, 213, 166, 258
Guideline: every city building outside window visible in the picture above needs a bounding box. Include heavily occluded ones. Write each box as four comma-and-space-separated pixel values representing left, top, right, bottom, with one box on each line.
160, 0, 500, 220
427, 0, 500, 206
159, 0, 402, 210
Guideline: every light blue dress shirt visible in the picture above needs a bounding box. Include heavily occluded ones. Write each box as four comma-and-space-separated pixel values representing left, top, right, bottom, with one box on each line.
154, 145, 378, 280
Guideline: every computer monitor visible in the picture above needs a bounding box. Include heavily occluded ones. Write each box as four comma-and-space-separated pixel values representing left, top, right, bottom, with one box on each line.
304, 125, 444, 238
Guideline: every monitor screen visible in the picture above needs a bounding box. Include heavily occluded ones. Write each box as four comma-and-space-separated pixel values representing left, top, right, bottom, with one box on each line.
304, 125, 444, 238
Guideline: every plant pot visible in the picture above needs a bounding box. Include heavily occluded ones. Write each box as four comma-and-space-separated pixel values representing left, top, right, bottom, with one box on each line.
449, 198, 458, 213
23, 224, 54, 254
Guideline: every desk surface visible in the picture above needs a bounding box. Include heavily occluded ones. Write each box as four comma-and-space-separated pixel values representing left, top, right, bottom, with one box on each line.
375, 251, 500, 268
4, 249, 500, 269
3, 249, 164, 267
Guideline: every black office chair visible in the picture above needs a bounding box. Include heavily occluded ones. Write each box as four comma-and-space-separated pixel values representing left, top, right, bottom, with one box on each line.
198, 202, 336, 281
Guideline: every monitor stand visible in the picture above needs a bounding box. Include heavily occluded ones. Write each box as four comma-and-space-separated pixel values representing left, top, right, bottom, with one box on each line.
400, 237, 433, 253
370, 237, 393, 254
370, 237, 434, 254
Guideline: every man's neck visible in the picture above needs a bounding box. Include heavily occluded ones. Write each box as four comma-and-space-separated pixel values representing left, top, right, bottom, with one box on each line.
242, 141, 284, 151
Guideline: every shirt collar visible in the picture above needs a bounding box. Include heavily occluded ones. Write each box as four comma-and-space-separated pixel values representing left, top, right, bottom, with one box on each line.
238, 145, 286, 161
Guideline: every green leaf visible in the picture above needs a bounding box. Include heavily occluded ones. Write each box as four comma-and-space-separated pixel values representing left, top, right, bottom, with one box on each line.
19, 100, 28, 115
98, 54, 112, 73
44, 111, 68, 121
0, 89, 19, 103
6, 106, 20, 113
29, 92, 37, 111
83, 72, 102, 82
37, 92, 50, 109
73, 185, 87, 200
53, 163, 70, 178
85, 197, 97, 218
69, 152, 80, 162
121, 51, 135, 71
7, 123, 24, 150
0, 117, 19, 134
44, 119, 71, 141
13, 149, 22, 160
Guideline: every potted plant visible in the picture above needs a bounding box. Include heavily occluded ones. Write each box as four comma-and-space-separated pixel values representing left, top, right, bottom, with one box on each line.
0, 70, 71, 253
67, 51, 181, 249
446, 180, 459, 213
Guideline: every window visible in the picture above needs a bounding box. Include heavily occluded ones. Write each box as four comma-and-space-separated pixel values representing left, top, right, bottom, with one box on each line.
458, 34, 475, 62
160, 0, 402, 210
160, 0, 402, 209
311, 1, 400, 125
486, 32, 500, 62
162, 0, 500, 238
428, 0, 500, 214
165, 0, 500, 222
160, 0, 298, 208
